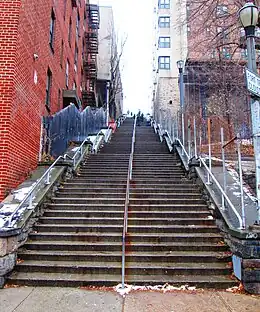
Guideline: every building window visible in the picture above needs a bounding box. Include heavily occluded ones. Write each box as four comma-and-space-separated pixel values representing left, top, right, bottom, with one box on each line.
158, 0, 170, 9
68, 18, 72, 45
60, 40, 64, 67
216, 5, 228, 17
159, 56, 170, 69
66, 60, 69, 88
222, 47, 231, 59
159, 16, 170, 28
49, 9, 56, 51
159, 37, 171, 48
73, 81, 77, 90
46, 68, 52, 107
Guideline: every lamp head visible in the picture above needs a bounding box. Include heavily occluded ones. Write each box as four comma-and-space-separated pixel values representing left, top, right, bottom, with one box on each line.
239, 2, 258, 37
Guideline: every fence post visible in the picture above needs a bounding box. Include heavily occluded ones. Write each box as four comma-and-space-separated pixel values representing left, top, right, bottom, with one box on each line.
221, 128, 226, 210
237, 133, 246, 229
206, 118, 212, 184
188, 119, 191, 158
194, 116, 197, 158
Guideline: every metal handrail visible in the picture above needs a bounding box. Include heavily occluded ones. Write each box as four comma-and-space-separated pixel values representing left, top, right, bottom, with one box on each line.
176, 139, 190, 160
7, 135, 96, 228
199, 157, 244, 229
121, 116, 137, 288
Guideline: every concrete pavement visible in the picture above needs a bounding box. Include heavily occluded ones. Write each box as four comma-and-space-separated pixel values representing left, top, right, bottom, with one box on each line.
0, 287, 259, 312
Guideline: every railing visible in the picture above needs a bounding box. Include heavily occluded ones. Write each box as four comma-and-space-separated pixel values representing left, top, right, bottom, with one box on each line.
7, 132, 102, 228
153, 115, 247, 229
121, 116, 137, 289
199, 157, 244, 229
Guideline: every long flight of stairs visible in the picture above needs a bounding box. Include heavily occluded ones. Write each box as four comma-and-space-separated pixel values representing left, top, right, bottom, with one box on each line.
7, 118, 236, 289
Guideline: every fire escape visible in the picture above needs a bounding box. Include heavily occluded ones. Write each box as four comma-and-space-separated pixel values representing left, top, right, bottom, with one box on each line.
82, 4, 99, 108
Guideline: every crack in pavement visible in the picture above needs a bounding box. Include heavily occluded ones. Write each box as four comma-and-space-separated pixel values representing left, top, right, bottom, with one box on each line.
11, 287, 36, 312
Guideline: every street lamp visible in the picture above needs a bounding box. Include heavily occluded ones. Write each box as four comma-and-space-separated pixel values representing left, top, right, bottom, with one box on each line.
239, 2, 260, 225
239, 2, 258, 72
177, 60, 185, 154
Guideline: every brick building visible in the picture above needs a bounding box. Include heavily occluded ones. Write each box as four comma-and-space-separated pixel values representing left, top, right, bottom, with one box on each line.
0, 0, 92, 199
183, 0, 258, 141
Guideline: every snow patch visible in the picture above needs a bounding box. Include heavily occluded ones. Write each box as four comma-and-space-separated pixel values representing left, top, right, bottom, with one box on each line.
71, 147, 79, 152
13, 184, 36, 202
114, 283, 197, 297
207, 216, 213, 220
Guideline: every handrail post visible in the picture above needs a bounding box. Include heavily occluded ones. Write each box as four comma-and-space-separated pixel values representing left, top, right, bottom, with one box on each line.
237, 133, 246, 229
188, 119, 191, 158
221, 127, 227, 211
29, 192, 33, 209
206, 118, 212, 185
194, 116, 197, 158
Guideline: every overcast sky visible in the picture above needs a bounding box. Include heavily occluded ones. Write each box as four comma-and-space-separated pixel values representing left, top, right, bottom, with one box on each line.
95, 0, 154, 114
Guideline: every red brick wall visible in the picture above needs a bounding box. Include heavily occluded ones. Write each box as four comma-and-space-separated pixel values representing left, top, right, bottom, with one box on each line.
0, 0, 87, 199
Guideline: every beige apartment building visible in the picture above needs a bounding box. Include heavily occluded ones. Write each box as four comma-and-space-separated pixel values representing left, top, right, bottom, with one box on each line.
152, 0, 187, 121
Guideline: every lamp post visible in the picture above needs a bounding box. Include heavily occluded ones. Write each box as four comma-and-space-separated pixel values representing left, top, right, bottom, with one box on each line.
177, 60, 185, 154
106, 81, 110, 127
239, 2, 260, 224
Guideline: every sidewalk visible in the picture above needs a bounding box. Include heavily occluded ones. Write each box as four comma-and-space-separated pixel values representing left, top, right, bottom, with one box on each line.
0, 287, 259, 312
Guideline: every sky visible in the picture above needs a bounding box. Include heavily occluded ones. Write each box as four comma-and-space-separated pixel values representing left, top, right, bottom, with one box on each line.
94, 0, 155, 114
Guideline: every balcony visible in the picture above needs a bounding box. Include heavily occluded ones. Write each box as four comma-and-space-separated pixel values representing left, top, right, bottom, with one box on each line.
87, 4, 100, 30
85, 32, 98, 54
83, 58, 97, 79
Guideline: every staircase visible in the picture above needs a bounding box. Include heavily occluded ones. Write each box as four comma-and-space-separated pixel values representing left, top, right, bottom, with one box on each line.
7, 119, 236, 289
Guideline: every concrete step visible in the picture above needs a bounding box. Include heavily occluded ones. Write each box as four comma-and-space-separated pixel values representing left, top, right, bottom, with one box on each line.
14, 260, 230, 276
52, 197, 125, 204
54, 192, 202, 199
28, 232, 222, 243
7, 272, 236, 288
38, 217, 124, 225
46, 203, 125, 211
43, 210, 212, 219
18, 250, 231, 263
22, 241, 228, 252
129, 198, 205, 205
34, 224, 219, 233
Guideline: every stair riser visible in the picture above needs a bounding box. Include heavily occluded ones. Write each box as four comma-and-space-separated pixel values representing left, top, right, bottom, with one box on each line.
6, 278, 236, 289
6, 278, 119, 288
28, 234, 221, 243
43, 211, 211, 219
14, 265, 230, 276
34, 225, 219, 233
128, 220, 215, 226
46, 205, 125, 211
55, 193, 126, 199
18, 253, 230, 263
22, 244, 228, 252
52, 199, 125, 204
39, 218, 124, 225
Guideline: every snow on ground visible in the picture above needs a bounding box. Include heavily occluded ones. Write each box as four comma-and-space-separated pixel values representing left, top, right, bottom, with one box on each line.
114, 284, 196, 297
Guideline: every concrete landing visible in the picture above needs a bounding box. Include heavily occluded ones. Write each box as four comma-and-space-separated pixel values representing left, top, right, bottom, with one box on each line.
0, 287, 259, 312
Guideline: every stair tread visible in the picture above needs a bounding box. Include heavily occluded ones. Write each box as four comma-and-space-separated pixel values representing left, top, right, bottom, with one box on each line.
8, 272, 235, 283
29, 232, 222, 238
16, 260, 228, 269
18, 250, 230, 257
24, 241, 223, 246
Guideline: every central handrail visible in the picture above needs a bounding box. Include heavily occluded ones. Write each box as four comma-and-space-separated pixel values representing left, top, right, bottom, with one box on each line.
121, 117, 137, 288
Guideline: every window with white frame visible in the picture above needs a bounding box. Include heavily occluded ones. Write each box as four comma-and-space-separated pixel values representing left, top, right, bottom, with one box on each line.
158, 56, 170, 69
216, 5, 228, 17
158, 0, 170, 9
159, 37, 171, 48
159, 16, 170, 28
